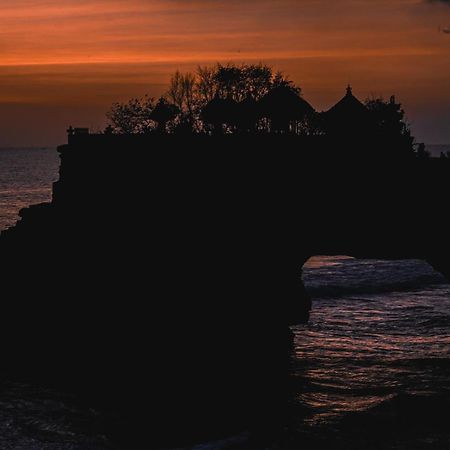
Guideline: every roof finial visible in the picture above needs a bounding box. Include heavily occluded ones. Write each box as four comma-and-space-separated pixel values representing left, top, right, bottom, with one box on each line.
346, 84, 352, 96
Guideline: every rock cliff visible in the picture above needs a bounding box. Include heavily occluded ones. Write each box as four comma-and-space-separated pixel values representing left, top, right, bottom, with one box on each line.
0, 133, 449, 447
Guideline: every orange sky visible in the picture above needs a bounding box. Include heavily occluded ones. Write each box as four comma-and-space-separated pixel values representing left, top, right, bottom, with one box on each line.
0, 0, 449, 146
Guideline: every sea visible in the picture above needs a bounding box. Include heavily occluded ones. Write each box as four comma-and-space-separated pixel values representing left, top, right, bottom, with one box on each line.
426, 144, 450, 158
0, 148, 60, 231
0, 148, 449, 449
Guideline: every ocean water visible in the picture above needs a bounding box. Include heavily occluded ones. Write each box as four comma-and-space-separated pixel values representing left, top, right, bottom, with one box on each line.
426, 144, 450, 158
290, 256, 450, 449
0, 148, 59, 232
0, 149, 449, 449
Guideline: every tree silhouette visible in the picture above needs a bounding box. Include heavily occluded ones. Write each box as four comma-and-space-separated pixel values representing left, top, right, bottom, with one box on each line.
243, 64, 273, 100
107, 63, 313, 135
106, 96, 154, 134
200, 96, 238, 134
215, 64, 243, 101
196, 65, 217, 105
167, 71, 196, 128
213, 63, 277, 103
365, 95, 415, 157
149, 97, 180, 133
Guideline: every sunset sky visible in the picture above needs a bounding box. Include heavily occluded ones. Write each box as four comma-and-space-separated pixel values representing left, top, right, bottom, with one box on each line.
0, 0, 449, 146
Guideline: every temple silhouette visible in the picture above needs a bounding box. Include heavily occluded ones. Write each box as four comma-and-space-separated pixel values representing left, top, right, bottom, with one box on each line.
67, 85, 395, 140
100, 64, 417, 161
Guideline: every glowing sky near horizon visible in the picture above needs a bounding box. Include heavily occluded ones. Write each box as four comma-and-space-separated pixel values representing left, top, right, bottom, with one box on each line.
0, 0, 449, 146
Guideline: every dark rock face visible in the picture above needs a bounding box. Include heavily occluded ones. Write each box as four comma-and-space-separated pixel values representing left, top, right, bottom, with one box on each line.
0, 134, 449, 447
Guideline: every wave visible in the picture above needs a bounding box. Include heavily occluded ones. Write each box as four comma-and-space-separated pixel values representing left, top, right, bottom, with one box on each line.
303, 257, 448, 298
305, 278, 447, 299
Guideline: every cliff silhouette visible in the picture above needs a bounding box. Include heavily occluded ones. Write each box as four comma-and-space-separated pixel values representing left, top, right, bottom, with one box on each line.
0, 67, 449, 447
1, 131, 449, 447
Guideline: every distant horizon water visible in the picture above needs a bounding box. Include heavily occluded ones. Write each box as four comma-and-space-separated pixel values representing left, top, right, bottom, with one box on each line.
0, 147, 59, 231
1, 143, 449, 154
426, 144, 450, 156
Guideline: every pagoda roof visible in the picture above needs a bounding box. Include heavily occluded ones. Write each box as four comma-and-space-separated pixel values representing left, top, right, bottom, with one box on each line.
259, 86, 315, 119
325, 85, 368, 118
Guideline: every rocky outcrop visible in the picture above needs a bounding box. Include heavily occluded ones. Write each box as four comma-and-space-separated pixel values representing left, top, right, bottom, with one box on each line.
1, 133, 449, 447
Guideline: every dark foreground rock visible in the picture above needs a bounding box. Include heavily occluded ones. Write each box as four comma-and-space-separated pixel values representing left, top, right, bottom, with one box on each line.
0, 133, 449, 448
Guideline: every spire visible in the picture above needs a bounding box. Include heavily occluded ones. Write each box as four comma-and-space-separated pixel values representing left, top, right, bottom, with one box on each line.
346, 84, 353, 96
